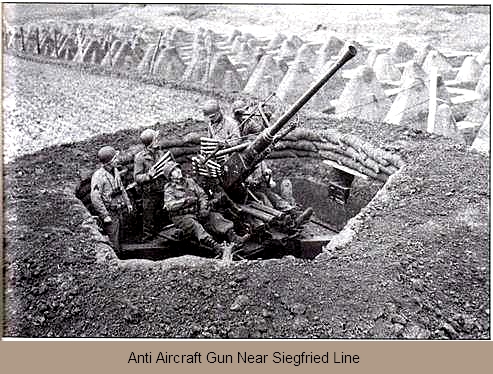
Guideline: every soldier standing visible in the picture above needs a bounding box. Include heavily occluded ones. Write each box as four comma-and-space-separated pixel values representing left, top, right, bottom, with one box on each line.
133, 129, 167, 241
91, 146, 133, 251
202, 99, 241, 146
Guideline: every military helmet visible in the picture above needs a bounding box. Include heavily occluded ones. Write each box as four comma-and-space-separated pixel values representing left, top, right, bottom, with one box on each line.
162, 161, 180, 179
140, 129, 158, 146
232, 99, 247, 114
97, 146, 117, 164
202, 99, 221, 116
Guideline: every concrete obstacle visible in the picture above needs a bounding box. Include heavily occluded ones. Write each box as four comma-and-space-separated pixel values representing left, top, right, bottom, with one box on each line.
266, 33, 287, 50
373, 53, 402, 82
293, 43, 318, 70
243, 54, 286, 97
465, 98, 490, 125
168, 27, 187, 45
414, 43, 436, 66
153, 46, 186, 82
422, 50, 454, 79
183, 44, 209, 83
228, 29, 241, 44
400, 61, 427, 87
287, 34, 304, 49
471, 112, 490, 155
275, 59, 314, 106
57, 34, 77, 60
310, 59, 346, 112
278, 39, 298, 61
335, 65, 391, 121
389, 41, 416, 64
455, 56, 482, 84
475, 64, 490, 99
384, 78, 429, 129
231, 35, 245, 54
366, 48, 380, 68
433, 103, 465, 143
476, 45, 490, 66
112, 41, 133, 68
313, 35, 344, 73
137, 44, 159, 73
204, 53, 244, 91
101, 39, 122, 67
77, 38, 105, 64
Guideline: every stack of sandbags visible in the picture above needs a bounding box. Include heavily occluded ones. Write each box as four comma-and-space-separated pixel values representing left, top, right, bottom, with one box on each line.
273, 128, 402, 182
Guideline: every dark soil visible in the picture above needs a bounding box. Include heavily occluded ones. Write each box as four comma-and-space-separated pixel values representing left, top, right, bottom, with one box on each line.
3, 59, 489, 338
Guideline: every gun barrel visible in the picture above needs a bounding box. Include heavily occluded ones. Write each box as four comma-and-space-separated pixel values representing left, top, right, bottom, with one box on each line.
250, 44, 357, 155
222, 45, 357, 193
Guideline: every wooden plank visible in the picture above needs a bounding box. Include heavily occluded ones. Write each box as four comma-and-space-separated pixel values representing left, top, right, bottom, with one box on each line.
322, 159, 369, 180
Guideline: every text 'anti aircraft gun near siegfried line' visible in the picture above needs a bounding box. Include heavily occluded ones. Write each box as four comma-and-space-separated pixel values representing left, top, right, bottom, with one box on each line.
77, 44, 358, 261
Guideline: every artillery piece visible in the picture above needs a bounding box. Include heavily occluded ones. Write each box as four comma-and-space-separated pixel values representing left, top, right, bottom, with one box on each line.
76, 45, 359, 261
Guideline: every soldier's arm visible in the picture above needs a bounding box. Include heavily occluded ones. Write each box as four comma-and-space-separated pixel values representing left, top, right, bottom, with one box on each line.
90, 175, 110, 219
192, 179, 209, 213
163, 189, 187, 213
133, 154, 151, 184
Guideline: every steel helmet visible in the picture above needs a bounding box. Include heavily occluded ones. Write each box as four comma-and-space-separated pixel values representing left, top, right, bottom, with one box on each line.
202, 100, 221, 116
162, 161, 180, 179
140, 129, 158, 146
97, 146, 117, 164
232, 99, 247, 114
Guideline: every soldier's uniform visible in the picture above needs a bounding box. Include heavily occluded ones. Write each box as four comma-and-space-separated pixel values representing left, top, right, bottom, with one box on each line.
163, 176, 217, 251
207, 115, 242, 146
134, 146, 167, 240
91, 166, 131, 251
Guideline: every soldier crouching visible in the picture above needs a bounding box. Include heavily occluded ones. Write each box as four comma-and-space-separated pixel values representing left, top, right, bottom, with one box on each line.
161, 161, 242, 257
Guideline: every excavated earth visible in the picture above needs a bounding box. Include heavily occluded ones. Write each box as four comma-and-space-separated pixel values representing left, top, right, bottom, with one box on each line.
3, 5, 490, 339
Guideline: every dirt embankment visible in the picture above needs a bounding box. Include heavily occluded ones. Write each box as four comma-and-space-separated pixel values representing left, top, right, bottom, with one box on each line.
3, 57, 489, 337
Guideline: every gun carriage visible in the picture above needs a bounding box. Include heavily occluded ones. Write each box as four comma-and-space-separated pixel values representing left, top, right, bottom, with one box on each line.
77, 45, 358, 261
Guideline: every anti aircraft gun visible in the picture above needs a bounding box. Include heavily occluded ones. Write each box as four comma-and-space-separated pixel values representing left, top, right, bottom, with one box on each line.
189, 45, 358, 259
76, 44, 357, 261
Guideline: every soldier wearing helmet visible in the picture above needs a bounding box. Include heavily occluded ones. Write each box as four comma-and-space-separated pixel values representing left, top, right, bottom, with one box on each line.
162, 161, 243, 257
134, 128, 167, 240
231, 99, 265, 139
91, 146, 133, 251
202, 99, 241, 146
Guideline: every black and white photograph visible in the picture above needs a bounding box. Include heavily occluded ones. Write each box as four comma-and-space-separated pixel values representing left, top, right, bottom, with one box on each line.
2, 3, 490, 339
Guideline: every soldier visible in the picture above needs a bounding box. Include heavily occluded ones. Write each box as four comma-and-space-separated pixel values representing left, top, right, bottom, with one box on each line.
202, 99, 241, 146
232, 99, 266, 139
91, 146, 133, 251
133, 128, 167, 241
161, 161, 242, 257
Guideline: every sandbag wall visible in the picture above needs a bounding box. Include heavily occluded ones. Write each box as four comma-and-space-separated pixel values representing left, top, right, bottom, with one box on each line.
5, 20, 489, 152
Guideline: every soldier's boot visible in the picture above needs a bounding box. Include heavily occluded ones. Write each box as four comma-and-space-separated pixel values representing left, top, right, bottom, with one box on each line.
295, 207, 314, 227
201, 236, 224, 258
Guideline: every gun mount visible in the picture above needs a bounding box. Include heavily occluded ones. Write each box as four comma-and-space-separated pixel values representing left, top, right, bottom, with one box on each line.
76, 45, 359, 262
221, 45, 357, 198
